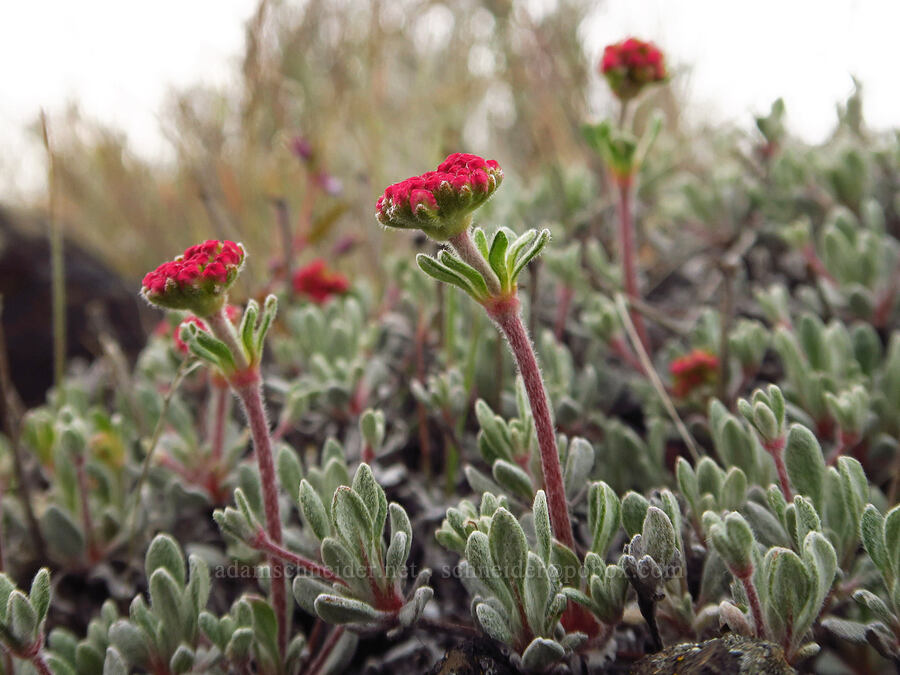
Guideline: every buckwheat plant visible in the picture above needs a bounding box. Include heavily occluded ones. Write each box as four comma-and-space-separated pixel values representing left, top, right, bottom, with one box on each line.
142, 240, 290, 653
377, 152, 575, 552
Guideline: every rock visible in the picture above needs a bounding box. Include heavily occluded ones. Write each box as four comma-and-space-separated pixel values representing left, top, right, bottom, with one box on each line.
630, 633, 795, 674
0, 206, 146, 407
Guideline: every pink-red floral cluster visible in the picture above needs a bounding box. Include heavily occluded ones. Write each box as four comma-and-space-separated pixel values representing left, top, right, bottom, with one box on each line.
600, 38, 667, 100
142, 240, 244, 296
670, 349, 719, 397
376, 153, 503, 239
292, 259, 350, 304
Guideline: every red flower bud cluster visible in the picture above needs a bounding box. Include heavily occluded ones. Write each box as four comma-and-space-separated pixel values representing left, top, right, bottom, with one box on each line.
142, 240, 245, 315
670, 349, 719, 397
292, 259, 350, 304
376, 153, 503, 240
600, 37, 667, 101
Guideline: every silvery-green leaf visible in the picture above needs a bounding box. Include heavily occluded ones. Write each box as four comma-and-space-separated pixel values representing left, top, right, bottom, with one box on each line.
564, 438, 594, 497
417, 254, 485, 301
149, 569, 184, 654
331, 486, 374, 559
198, 611, 222, 648
352, 463, 388, 540
76, 643, 104, 674
397, 586, 433, 628
389, 504, 413, 564
277, 446, 303, 496
438, 250, 491, 300
521, 637, 566, 671
488, 509, 528, 594
225, 627, 254, 661
386, 531, 409, 581
187, 555, 210, 616
785, 425, 826, 509
42, 505, 85, 561
621, 492, 649, 538
169, 645, 194, 674
108, 620, 151, 668
642, 507, 677, 568
102, 647, 128, 675
720, 468, 748, 511
488, 228, 510, 290
8, 591, 37, 644
465, 531, 513, 608
492, 460, 534, 500
588, 481, 621, 557
852, 589, 895, 627
292, 576, 335, 616
475, 602, 513, 644
28, 568, 51, 624
821, 616, 869, 644
522, 552, 550, 634
533, 491, 552, 564
884, 505, 900, 578
314, 595, 381, 625
320, 538, 369, 600
299, 480, 331, 541
464, 466, 504, 495
551, 542, 581, 589
859, 504, 892, 577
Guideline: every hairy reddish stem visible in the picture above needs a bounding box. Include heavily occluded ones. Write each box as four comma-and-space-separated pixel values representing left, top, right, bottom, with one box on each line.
764, 437, 792, 501
489, 300, 576, 550
208, 306, 287, 656
616, 180, 650, 352
739, 573, 766, 639
31, 654, 52, 675
448, 229, 501, 295
234, 381, 288, 656
251, 529, 345, 584
307, 626, 345, 675
73, 452, 98, 563
210, 384, 229, 463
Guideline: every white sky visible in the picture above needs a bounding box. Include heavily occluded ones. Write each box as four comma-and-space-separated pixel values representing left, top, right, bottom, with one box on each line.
1, 0, 898, 200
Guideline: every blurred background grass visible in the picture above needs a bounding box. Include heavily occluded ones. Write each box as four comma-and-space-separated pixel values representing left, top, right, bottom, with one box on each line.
6, 0, 686, 289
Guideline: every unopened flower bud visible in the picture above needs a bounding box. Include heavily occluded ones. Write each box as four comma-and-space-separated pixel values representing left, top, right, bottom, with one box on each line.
599, 37, 667, 101
142, 240, 245, 317
376, 153, 503, 241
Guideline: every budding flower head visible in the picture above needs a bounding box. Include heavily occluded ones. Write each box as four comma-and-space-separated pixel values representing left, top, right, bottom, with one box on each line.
292, 259, 350, 304
600, 37, 667, 101
670, 349, 718, 397
141, 240, 245, 316
376, 153, 503, 241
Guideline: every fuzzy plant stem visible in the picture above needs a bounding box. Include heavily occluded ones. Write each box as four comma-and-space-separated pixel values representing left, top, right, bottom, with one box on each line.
233, 381, 288, 655
448, 229, 502, 295
31, 654, 52, 675
251, 529, 345, 584
616, 180, 650, 352
764, 437, 792, 501
491, 304, 576, 549
740, 574, 766, 639
307, 626, 345, 675
210, 385, 229, 463
450, 229, 575, 549
73, 452, 98, 562
207, 307, 288, 657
